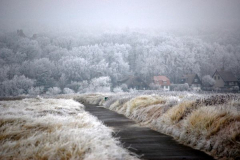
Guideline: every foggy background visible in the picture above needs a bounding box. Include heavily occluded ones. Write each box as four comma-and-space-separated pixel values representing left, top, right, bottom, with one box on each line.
0, 0, 240, 96
1, 0, 240, 31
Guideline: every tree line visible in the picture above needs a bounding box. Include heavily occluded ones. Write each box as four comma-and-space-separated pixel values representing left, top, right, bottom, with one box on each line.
0, 28, 239, 96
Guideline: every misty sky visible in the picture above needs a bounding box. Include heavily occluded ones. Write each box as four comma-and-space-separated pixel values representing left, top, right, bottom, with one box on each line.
0, 0, 240, 30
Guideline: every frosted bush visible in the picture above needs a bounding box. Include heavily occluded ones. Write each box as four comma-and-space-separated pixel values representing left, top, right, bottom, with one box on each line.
78, 80, 89, 93
129, 88, 138, 93
88, 76, 111, 92
0, 66, 10, 82
113, 87, 123, 93
28, 86, 44, 95
63, 87, 75, 94
46, 87, 61, 95
0, 75, 35, 96
66, 81, 83, 92
202, 75, 215, 87
120, 83, 128, 92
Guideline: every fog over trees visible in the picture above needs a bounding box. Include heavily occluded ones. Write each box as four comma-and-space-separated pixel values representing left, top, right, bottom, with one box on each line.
0, 0, 240, 96
0, 28, 240, 96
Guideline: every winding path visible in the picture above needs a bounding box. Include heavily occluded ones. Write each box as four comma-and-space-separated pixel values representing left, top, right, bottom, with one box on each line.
84, 104, 214, 160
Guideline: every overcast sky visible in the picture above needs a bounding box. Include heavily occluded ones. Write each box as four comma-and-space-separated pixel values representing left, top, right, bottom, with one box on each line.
0, 0, 240, 30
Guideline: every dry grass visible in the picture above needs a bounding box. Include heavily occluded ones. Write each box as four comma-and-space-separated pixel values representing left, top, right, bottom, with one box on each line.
135, 104, 165, 125
228, 99, 240, 112
162, 101, 196, 125
182, 106, 240, 138
125, 95, 166, 117
77, 92, 240, 160
178, 106, 240, 159
72, 93, 109, 105
0, 98, 139, 160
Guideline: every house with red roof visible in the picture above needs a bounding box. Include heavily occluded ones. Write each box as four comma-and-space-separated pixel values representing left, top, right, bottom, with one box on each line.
153, 76, 171, 91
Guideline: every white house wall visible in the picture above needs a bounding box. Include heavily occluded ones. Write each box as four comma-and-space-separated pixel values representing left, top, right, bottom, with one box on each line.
213, 73, 225, 88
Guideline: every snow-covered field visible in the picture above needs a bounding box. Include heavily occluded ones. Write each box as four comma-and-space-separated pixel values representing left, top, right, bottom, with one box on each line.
76, 92, 240, 160
0, 98, 139, 160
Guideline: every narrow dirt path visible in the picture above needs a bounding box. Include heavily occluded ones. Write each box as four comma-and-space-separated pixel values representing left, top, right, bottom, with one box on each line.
84, 104, 214, 160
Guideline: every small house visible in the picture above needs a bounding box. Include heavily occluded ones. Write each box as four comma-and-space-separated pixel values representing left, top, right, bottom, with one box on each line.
212, 70, 238, 91
180, 74, 202, 91
153, 76, 171, 91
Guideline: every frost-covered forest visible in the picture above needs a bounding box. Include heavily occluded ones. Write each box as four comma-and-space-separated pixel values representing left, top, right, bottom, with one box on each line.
0, 28, 240, 96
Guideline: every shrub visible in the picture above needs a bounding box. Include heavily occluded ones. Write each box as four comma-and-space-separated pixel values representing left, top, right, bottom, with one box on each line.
0, 75, 35, 96
113, 87, 123, 93
77, 80, 89, 93
120, 83, 128, 92
28, 86, 44, 95
67, 81, 83, 92
202, 75, 215, 87
88, 76, 111, 92
63, 88, 75, 94
46, 87, 61, 95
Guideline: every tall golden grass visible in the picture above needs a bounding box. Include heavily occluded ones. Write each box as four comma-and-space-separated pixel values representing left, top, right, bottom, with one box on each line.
77, 93, 240, 160
0, 98, 138, 160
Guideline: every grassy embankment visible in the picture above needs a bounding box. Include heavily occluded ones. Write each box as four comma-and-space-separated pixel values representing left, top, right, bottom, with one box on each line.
75, 92, 240, 160
0, 98, 139, 160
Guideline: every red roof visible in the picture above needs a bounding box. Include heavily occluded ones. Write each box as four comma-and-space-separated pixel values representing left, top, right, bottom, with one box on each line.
153, 76, 171, 86
154, 76, 169, 81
